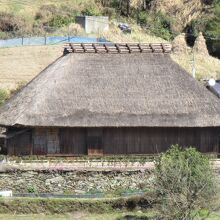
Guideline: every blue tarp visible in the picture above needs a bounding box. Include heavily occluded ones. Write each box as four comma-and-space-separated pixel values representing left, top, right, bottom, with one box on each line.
0, 36, 107, 48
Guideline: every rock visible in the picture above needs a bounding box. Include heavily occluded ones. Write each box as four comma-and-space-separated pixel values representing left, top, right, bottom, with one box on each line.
48, 176, 64, 184
74, 190, 86, 194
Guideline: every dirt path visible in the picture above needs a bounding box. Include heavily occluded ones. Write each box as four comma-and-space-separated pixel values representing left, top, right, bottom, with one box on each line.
1, 160, 220, 172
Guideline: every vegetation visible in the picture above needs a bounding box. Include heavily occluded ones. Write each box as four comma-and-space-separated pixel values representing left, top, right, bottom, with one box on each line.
0, 89, 8, 105
185, 0, 220, 57
0, 196, 155, 214
0, 146, 219, 219
154, 145, 216, 220
0, 0, 218, 43
137, 11, 173, 40
0, 211, 154, 220
171, 52, 220, 80
2, 211, 220, 220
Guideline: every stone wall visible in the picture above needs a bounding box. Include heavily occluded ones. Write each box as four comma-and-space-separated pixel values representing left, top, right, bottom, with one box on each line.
0, 170, 152, 194
1, 159, 219, 195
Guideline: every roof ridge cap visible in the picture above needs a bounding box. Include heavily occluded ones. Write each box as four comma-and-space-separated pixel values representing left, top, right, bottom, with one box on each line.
63, 42, 172, 55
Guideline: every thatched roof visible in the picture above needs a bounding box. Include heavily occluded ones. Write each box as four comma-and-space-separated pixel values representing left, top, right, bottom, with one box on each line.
0, 43, 220, 128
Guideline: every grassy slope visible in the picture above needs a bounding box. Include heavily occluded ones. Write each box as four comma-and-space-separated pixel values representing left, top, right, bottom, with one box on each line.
171, 53, 220, 80
0, 45, 62, 90
0, 0, 90, 14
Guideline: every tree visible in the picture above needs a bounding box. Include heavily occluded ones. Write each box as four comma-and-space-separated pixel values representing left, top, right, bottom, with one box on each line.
205, 0, 220, 57
154, 145, 216, 220
119, 0, 131, 17
143, 0, 153, 10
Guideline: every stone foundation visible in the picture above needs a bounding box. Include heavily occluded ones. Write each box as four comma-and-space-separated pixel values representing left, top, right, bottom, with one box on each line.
0, 170, 153, 194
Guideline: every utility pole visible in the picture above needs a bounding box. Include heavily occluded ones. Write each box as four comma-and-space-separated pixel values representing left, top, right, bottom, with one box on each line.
192, 51, 196, 78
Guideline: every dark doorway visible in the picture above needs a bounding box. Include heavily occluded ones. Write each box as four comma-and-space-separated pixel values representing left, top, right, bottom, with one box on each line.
87, 128, 103, 155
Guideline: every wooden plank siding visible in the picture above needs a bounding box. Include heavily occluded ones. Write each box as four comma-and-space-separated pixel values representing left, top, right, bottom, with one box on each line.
33, 128, 47, 155
7, 128, 32, 155
103, 127, 220, 154
59, 128, 87, 155
5, 127, 220, 156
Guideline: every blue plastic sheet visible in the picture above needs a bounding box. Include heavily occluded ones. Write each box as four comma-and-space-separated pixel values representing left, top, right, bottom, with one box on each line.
0, 36, 107, 48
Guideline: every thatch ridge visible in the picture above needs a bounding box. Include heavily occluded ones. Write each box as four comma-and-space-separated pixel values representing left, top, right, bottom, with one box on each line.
0, 45, 220, 127
63, 43, 172, 55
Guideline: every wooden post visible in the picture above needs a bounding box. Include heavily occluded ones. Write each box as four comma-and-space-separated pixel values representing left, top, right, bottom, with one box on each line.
44, 34, 47, 45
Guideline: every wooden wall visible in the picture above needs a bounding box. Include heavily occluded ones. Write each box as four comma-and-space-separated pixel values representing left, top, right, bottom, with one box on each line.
6, 127, 220, 155
33, 128, 60, 155
7, 128, 32, 155
103, 127, 220, 154
59, 128, 87, 155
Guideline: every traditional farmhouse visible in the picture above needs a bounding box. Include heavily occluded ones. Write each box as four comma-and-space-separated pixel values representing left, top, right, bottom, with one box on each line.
0, 43, 220, 156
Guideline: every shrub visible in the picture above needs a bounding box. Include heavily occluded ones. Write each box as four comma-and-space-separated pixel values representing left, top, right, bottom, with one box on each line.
103, 7, 117, 18
27, 186, 37, 193
35, 4, 58, 21
0, 89, 8, 105
35, 4, 78, 31
48, 15, 75, 28
10, 81, 27, 96
0, 31, 9, 39
154, 145, 216, 220
81, 3, 102, 16
137, 11, 173, 40
0, 12, 32, 38
0, 12, 20, 32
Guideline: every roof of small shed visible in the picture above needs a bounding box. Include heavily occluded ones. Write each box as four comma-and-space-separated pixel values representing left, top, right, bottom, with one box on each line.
207, 82, 220, 98
0, 43, 220, 127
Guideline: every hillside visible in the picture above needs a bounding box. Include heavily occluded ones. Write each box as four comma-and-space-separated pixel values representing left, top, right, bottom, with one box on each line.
0, 0, 218, 41
0, 45, 62, 90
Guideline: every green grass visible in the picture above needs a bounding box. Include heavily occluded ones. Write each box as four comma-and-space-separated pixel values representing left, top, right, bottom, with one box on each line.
0, 196, 155, 214
0, 192, 220, 219
1, 211, 220, 220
